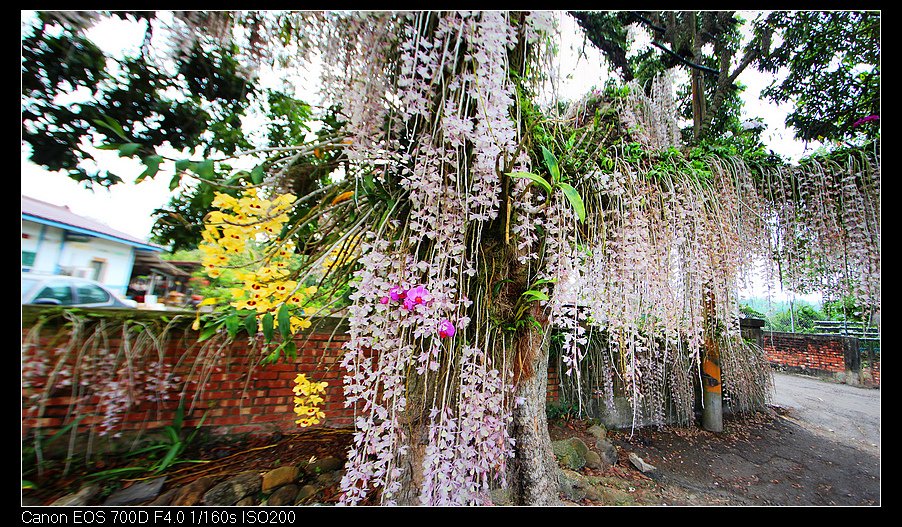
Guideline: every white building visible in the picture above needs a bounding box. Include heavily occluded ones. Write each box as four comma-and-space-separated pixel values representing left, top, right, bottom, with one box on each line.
21, 195, 163, 296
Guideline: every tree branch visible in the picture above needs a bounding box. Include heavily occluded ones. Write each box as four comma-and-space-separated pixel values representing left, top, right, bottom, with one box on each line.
649, 40, 720, 76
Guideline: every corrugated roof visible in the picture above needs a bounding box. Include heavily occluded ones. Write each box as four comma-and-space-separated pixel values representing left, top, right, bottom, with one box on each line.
21, 194, 163, 251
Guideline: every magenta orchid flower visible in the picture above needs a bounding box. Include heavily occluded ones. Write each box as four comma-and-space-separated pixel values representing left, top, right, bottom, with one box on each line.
379, 296, 390, 305
389, 285, 406, 302
852, 115, 879, 128
438, 319, 455, 338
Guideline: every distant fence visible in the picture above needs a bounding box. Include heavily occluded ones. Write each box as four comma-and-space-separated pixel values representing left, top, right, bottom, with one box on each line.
812, 320, 880, 385
741, 318, 879, 386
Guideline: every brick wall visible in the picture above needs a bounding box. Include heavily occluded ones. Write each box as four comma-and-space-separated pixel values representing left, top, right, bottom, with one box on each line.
21, 313, 353, 440
22, 308, 564, 441
762, 331, 852, 377
546, 363, 561, 404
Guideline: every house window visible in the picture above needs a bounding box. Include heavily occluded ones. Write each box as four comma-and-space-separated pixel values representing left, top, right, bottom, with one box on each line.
22, 251, 37, 270
90, 259, 106, 281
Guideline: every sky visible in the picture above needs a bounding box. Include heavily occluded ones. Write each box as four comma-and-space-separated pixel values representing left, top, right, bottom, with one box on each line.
20, 11, 824, 303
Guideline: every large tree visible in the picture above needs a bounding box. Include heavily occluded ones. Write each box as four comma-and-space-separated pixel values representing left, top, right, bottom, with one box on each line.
572, 11, 771, 143
570, 10, 880, 147
21, 11, 263, 188
22, 10, 880, 506
756, 10, 880, 144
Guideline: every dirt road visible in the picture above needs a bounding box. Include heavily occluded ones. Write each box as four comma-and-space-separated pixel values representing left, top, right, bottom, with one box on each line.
611, 372, 881, 506
770, 371, 880, 454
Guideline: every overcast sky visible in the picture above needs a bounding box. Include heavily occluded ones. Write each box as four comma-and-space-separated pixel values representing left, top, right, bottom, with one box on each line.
20, 11, 824, 303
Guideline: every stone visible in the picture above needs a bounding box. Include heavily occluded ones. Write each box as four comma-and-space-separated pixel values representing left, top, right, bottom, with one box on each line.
104, 477, 166, 506
596, 438, 619, 467
315, 471, 342, 486
584, 483, 604, 502
236, 496, 256, 506
203, 471, 262, 506
601, 486, 635, 505
584, 450, 604, 470
267, 484, 299, 506
262, 466, 300, 493
307, 456, 343, 474
628, 452, 657, 473
295, 484, 319, 504
587, 424, 607, 440
147, 488, 178, 506
558, 468, 589, 502
172, 476, 216, 506
552, 437, 590, 470
50, 484, 100, 506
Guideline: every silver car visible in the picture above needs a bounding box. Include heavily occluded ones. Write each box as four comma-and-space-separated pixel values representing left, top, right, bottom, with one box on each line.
21, 274, 138, 308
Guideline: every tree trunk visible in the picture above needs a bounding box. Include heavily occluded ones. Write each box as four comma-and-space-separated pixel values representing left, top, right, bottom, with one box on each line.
689, 11, 707, 140
507, 303, 561, 505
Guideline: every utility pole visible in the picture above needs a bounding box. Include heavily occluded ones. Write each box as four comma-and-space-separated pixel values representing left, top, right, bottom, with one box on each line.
702, 289, 723, 432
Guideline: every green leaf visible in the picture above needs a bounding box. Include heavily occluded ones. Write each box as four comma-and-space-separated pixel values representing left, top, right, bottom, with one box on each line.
284, 339, 297, 360
277, 304, 291, 339
363, 174, 376, 194
169, 173, 182, 191
224, 313, 239, 339
117, 143, 141, 157
95, 143, 121, 151
227, 170, 250, 186
154, 442, 184, 473
92, 117, 127, 140
163, 425, 180, 445
263, 343, 283, 364
520, 290, 550, 302
198, 323, 219, 342
244, 314, 258, 336
250, 165, 264, 185
194, 159, 215, 180
172, 402, 184, 432
262, 313, 274, 341
556, 182, 586, 223
135, 155, 162, 184
492, 278, 514, 296
542, 146, 561, 184
507, 171, 552, 194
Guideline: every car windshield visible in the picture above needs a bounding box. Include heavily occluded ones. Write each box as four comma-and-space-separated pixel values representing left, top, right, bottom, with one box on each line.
21, 277, 41, 301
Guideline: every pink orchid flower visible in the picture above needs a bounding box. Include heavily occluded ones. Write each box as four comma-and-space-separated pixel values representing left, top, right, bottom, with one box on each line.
405, 285, 431, 305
